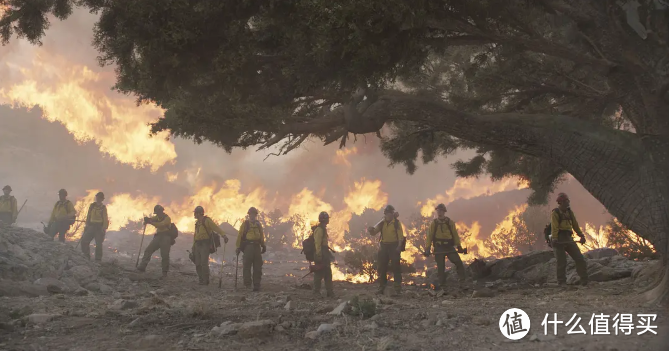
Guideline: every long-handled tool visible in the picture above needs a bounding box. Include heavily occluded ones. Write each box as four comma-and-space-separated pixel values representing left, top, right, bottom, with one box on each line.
14, 199, 28, 222
234, 252, 240, 291
218, 241, 227, 288
135, 222, 147, 268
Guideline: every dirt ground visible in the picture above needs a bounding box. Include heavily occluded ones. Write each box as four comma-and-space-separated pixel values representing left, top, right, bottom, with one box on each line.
0, 243, 667, 351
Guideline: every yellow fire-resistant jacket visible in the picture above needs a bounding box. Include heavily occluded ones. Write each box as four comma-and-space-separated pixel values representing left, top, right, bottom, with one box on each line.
86, 202, 109, 230
0, 195, 18, 222
370, 219, 404, 243
49, 200, 76, 224
550, 208, 584, 240
194, 216, 226, 242
314, 226, 329, 259
149, 214, 172, 233
236, 220, 264, 248
426, 216, 461, 249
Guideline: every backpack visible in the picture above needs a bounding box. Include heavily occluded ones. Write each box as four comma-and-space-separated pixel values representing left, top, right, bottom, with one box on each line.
544, 208, 574, 243
301, 226, 318, 262
430, 217, 454, 247
168, 223, 179, 241
377, 219, 406, 252
239, 220, 262, 251
200, 217, 220, 253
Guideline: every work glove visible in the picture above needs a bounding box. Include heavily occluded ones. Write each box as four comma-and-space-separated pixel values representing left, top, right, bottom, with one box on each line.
367, 226, 375, 235
235, 248, 242, 255
223, 236, 229, 244
579, 235, 586, 245
261, 244, 267, 254
456, 245, 463, 252
423, 249, 431, 257
143, 216, 151, 224
546, 239, 553, 248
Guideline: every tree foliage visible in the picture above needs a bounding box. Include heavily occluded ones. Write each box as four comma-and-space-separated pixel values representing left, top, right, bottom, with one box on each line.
3, 1, 669, 260
605, 218, 659, 260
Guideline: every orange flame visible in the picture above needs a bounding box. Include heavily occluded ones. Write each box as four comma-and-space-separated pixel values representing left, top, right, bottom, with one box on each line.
0, 57, 176, 171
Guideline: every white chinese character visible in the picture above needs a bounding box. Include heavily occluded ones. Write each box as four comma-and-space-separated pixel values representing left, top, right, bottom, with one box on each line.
541, 313, 563, 335
589, 313, 610, 335
565, 313, 586, 334
636, 314, 658, 335
612, 313, 634, 335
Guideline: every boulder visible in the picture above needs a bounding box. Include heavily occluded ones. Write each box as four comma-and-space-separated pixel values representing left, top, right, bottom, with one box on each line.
487, 251, 555, 279
33, 277, 69, 294
328, 301, 348, 315
0, 280, 49, 297
68, 265, 97, 285
237, 320, 275, 338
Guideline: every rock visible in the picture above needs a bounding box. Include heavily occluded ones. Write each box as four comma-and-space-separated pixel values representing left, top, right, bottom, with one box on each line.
237, 320, 275, 338
110, 299, 139, 310
377, 336, 394, 351
280, 321, 291, 329
74, 288, 89, 296
530, 333, 556, 342
317, 323, 336, 333
471, 288, 495, 298
33, 277, 69, 294
128, 317, 144, 328
328, 301, 348, 315
212, 321, 242, 336
441, 300, 454, 305
487, 251, 555, 280
68, 265, 97, 285
26, 313, 59, 324
584, 248, 619, 259
0, 280, 49, 297
305, 331, 320, 340
473, 317, 491, 326
365, 321, 379, 329
284, 301, 293, 311
275, 325, 285, 332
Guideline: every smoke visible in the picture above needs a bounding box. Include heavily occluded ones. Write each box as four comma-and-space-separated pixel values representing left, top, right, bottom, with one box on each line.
0, 9, 613, 238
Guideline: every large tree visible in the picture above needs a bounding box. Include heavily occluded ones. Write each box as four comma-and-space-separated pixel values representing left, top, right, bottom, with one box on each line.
2, 0, 669, 304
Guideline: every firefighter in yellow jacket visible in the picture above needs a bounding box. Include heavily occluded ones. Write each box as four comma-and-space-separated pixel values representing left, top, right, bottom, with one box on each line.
236, 207, 266, 291
313, 211, 335, 297
48, 189, 76, 242
368, 205, 404, 296
193, 206, 228, 285
423, 203, 466, 290
550, 193, 589, 286
0, 185, 18, 224
81, 192, 109, 262
137, 205, 173, 278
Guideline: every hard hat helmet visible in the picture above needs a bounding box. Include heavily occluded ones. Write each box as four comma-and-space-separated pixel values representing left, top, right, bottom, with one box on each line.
154, 204, 165, 213
58, 189, 68, 195
318, 211, 330, 222
2, 185, 11, 191
194, 206, 204, 214
248, 207, 259, 215
435, 203, 447, 212
384, 205, 395, 214
95, 192, 105, 199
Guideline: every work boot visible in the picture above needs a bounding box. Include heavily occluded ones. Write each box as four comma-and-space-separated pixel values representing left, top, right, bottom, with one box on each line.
375, 287, 385, 295
253, 286, 260, 292
580, 279, 589, 286
390, 288, 401, 297
326, 290, 336, 298
161, 272, 168, 279
137, 266, 146, 272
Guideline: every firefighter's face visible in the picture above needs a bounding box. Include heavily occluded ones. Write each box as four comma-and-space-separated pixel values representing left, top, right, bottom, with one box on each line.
436, 209, 446, 217
2, 189, 9, 196
384, 212, 394, 221
249, 212, 257, 221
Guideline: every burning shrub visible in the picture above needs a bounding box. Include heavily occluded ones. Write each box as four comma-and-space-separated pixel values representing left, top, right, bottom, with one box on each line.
605, 218, 658, 260
343, 245, 378, 282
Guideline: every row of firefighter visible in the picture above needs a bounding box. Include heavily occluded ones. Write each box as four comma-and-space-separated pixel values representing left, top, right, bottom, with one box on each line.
0, 186, 589, 297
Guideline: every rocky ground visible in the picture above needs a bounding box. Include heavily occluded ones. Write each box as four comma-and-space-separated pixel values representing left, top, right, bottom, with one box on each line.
1, 225, 668, 351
